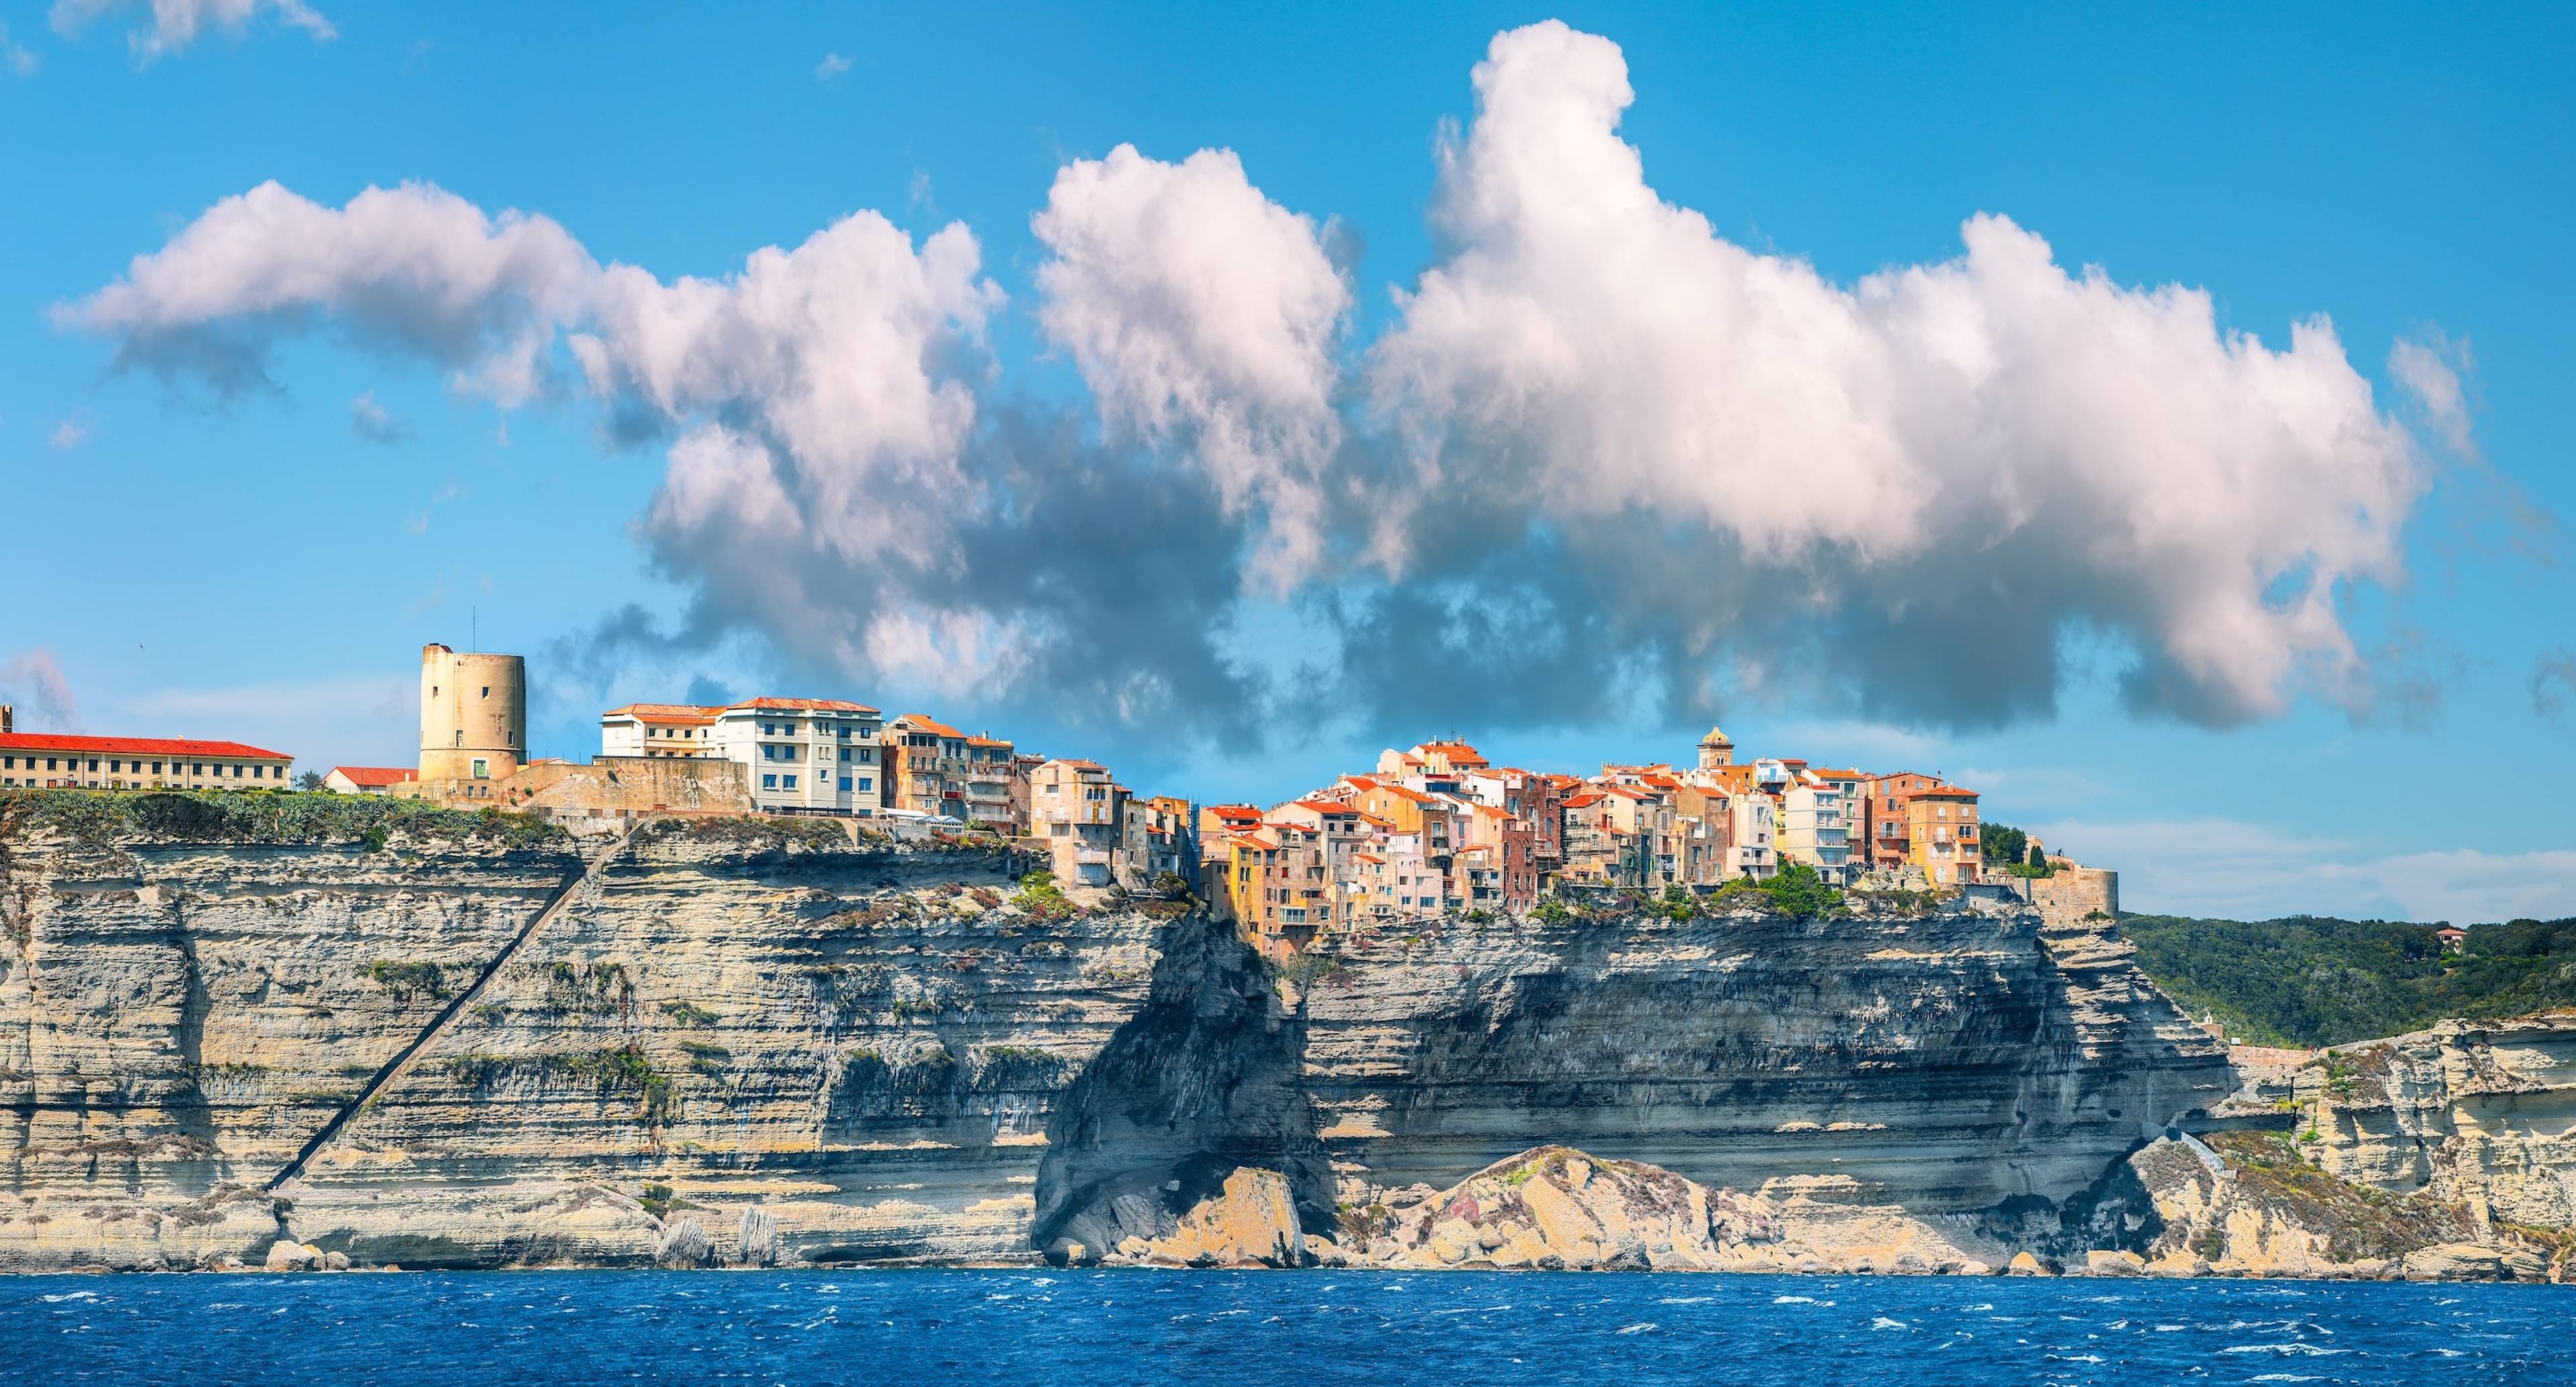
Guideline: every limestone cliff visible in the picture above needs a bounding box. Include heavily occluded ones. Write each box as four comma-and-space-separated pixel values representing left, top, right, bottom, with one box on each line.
2, 790, 2395, 1277
1, 793, 1167, 1271
1039, 895, 2239, 1269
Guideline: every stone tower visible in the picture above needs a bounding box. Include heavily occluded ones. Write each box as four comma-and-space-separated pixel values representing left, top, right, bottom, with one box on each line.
419, 643, 527, 784
1697, 724, 1734, 769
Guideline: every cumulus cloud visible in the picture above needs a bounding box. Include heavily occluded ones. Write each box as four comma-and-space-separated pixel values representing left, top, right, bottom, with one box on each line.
349, 389, 408, 443
56, 180, 594, 403
1034, 144, 1350, 583
47, 416, 89, 449
815, 51, 851, 82
58, 21, 2469, 755
1, 649, 84, 732
1359, 19, 2426, 732
2388, 333, 2474, 455
51, 0, 333, 63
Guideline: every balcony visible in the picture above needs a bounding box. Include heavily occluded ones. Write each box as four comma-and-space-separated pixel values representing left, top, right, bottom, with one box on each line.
1074, 848, 1112, 865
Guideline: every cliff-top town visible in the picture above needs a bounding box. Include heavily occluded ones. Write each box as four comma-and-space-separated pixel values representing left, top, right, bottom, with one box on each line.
0, 641, 2097, 954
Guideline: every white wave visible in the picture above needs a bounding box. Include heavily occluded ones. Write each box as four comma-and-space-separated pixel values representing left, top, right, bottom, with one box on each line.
1658, 1296, 1715, 1305
2249, 1376, 2323, 1383
38, 1292, 98, 1303
1614, 1323, 1658, 1335
1870, 1317, 1908, 1331
2219, 1343, 2351, 1357
1772, 1294, 1833, 1306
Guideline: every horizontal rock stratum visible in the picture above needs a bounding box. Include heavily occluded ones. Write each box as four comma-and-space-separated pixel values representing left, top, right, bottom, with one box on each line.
0, 790, 2563, 1278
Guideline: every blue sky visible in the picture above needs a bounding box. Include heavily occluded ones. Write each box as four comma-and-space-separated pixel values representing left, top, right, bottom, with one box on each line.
3, 3, 2571, 923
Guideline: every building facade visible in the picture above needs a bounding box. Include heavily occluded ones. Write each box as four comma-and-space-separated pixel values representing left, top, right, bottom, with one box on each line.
324, 765, 417, 795
707, 699, 883, 816
1, 735, 292, 790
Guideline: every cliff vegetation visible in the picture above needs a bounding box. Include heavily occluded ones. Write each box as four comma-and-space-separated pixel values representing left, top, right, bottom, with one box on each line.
2124, 913, 2576, 1046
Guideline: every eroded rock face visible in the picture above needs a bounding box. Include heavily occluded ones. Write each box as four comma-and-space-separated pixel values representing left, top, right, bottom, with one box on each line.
2122, 1131, 2564, 1281
0, 801, 1167, 1271
1043, 902, 2238, 1259
2282, 1017, 2576, 1228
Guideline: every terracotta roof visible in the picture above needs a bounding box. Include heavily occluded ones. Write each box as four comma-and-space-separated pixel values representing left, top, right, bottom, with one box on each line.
1207, 803, 1263, 822
1049, 757, 1107, 771
1913, 783, 1978, 799
965, 734, 1012, 748
329, 766, 417, 787
0, 733, 289, 760
733, 697, 880, 714
1561, 791, 1605, 808
891, 714, 966, 737
602, 702, 722, 724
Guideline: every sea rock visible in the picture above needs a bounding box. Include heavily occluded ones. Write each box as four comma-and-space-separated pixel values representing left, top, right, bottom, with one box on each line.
737, 1207, 779, 1268
655, 1219, 712, 1269
263, 1239, 320, 1272
1140, 1168, 1307, 1268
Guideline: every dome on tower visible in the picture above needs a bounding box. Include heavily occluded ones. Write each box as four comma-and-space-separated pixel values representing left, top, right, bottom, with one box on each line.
1699, 725, 1731, 747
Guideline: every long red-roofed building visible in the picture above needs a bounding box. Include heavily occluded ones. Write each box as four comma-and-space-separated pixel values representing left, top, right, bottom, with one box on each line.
0, 732, 292, 790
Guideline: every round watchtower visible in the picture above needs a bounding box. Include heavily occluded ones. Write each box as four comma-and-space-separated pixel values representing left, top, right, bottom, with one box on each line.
419, 643, 527, 784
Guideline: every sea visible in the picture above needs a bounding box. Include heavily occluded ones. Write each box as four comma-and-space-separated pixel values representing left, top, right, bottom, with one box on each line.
1, 1270, 2564, 1385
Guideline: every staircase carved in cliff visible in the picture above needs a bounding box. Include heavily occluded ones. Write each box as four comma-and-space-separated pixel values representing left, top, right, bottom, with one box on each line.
263, 825, 638, 1191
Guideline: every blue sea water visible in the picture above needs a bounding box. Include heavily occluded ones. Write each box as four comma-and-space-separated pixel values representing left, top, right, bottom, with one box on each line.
1, 1270, 2565, 1385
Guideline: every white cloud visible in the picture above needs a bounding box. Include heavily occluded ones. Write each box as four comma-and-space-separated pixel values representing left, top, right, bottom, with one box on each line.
1, 649, 83, 731
1, 21, 39, 75
815, 51, 851, 82
48, 415, 89, 449
349, 389, 407, 443
1364, 20, 2427, 728
2388, 333, 2475, 455
58, 180, 593, 403
54, 23, 2468, 751
2041, 816, 2576, 924
51, 0, 333, 64
1034, 144, 1350, 584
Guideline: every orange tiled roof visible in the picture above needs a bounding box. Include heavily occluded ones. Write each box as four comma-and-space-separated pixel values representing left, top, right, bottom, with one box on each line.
0, 733, 289, 760
604, 702, 722, 723
733, 697, 879, 714
892, 714, 966, 737
329, 765, 417, 787
965, 734, 1012, 748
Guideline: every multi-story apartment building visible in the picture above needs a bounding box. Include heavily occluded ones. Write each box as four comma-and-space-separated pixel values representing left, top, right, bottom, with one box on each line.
1462, 765, 1566, 870
600, 703, 720, 757
1029, 757, 1122, 885
1904, 783, 1982, 885
0, 733, 292, 790
1729, 791, 1778, 879
600, 698, 884, 815
1861, 771, 1949, 872
881, 715, 973, 820
1778, 772, 1856, 885
709, 699, 883, 816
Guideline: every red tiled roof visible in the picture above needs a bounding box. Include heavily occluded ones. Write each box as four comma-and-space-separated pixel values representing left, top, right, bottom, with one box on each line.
329, 765, 417, 787
965, 734, 1012, 748
0, 733, 290, 761
892, 714, 966, 737
1913, 783, 1978, 799
1049, 757, 1107, 771
736, 697, 880, 714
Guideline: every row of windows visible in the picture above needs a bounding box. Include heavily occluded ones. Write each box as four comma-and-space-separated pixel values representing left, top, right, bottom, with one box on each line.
3, 755, 276, 779
755, 720, 875, 739
758, 774, 875, 793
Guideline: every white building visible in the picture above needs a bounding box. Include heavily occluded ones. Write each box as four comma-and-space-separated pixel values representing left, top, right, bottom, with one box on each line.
602, 697, 885, 816
325, 765, 417, 795
1029, 758, 1120, 884
1778, 773, 1854, 885
1729, 793, 1778, 879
